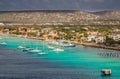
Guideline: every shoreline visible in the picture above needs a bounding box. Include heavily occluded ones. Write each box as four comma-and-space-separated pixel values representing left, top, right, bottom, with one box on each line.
1, 34, 120, 51
79, 43, 120, 51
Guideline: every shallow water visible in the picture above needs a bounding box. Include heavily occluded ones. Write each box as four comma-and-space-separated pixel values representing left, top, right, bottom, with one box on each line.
0, 36, 120, 79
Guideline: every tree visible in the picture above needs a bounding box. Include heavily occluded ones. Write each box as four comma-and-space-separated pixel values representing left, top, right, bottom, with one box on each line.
106, 36, 116, 44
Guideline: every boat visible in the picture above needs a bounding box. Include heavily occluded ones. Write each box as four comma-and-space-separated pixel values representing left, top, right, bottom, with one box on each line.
23, 47, 33, 52
38, 51, 46, 55
0, 42, 7, 45
28, 49, 42, 52
101, 69, 112, 76
18, 46, 25, 49
53, 48, 64, 52
47, 45, 55, 49
28, 49, 43, 53
59, 43, 75, 47
48, 40, 75, 47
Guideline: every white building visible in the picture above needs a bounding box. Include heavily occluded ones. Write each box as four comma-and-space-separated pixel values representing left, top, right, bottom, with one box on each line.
95, 36, 106, 43
0, 23, 4, 26
110, 34, 120, 41
87, 35, 106, 43
87, 34, 97, 42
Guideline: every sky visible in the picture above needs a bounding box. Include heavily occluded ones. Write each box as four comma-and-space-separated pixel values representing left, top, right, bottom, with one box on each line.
0, 0, 120, 11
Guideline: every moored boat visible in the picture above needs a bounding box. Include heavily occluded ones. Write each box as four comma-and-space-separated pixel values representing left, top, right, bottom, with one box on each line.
28, 49, 43, 53
101, 69, 112, 76
53, 48, 64, 52
0, 42, 7, 45
18, 46, 25, 49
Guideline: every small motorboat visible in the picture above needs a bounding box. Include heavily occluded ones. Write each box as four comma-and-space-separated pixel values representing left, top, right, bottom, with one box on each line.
28, 49, 43, 53
23, 48, 33, 52
18, 46, 25, 49
0, 42, 7, 45
47, 46, 55, 49
38, 52, 46, 55
53, 48, 64, 52
101, 69, 112, 76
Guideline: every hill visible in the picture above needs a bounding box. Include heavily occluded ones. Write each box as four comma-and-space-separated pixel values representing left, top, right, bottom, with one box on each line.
0, 10, 119, 24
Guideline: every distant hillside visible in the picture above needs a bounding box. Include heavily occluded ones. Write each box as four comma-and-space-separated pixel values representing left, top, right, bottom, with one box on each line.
0, 10, 120, 23
93, 10, 120, 20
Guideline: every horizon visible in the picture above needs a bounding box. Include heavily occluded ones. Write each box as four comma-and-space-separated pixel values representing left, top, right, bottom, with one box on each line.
0, 9, 119, 13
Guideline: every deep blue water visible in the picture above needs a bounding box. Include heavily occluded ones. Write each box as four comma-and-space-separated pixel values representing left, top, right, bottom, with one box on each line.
0, 36, 120, 79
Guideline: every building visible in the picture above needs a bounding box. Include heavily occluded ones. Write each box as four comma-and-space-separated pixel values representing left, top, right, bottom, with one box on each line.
87, 34, 106, 43
110, 34, 120, 41
87, 34, 97, 42
95, 36, 106, 44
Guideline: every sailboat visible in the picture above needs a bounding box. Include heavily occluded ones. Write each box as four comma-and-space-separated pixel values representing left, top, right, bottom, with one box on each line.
0, 42, 7, 45
47, 45, 55, 49
18, 45, 25, 49
53, 48, 64, 52
52, 35, 64, 52
0, 37, 7, 45
20, 35, 33, 52
28, 32, 46, 54
18, 41, 26, 49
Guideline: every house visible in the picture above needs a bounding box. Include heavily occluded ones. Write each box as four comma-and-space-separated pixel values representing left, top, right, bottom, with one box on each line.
110, 34, 120, 41
87, 35, 106, 43
86, 34, 97, 42
0, 23, 4, 26
95, 36, 106, 44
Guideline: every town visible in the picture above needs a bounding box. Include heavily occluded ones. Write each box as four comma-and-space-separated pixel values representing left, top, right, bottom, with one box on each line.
0, 23, 120, 50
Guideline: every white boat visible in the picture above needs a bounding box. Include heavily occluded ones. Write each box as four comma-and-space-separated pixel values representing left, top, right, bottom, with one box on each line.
38, 52, 46, 55
23, 48, 33, 52
18, 46, 25, 49
0, 42, 7, 45
59, 43, 75, 47
53, 48, 64, 52
48, 40, 75, 47
47, 45, 55, 49
28, 49, 43, 53
48, 40, 59, 45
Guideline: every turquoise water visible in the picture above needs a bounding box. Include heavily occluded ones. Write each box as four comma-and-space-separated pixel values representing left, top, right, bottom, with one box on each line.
0, 36, 120, 79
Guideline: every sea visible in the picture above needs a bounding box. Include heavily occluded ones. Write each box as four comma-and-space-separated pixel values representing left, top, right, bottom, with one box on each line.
0, 36, 120, 79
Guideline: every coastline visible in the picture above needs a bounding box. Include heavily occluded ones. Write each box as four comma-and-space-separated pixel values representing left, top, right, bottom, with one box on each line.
1, 34, 120, 51
79, 43, 120, 51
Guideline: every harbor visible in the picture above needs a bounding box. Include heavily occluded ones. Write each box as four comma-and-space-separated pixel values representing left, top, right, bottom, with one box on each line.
0, 36, 120, 79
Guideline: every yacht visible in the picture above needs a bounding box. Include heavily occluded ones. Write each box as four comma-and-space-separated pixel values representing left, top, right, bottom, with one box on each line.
23, 47, 33, 52
28, 49, 43, 53
48, 40, 75, 47
59, 43, 75, 47
38, 51, 46, 55
18, 46, 25, 49
0, 42, 7, 45
47, 45, 55, 49
53, 48, 64, 52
